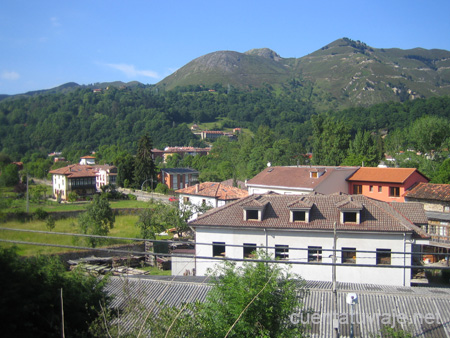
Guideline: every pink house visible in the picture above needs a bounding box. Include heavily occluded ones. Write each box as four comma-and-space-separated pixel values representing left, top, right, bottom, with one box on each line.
347, 167, 429, 202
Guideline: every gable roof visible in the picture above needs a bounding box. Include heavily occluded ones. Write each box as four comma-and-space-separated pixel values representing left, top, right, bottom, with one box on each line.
246, 166, 359, 190
404, 182, 450, 202
347, 167, 429, 184
175, 182, 248, 201
191, 193, 428, 236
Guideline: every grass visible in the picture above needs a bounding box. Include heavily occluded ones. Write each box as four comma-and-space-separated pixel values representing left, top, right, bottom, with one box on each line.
140, 265, 171, 276
0, 215, 142, 256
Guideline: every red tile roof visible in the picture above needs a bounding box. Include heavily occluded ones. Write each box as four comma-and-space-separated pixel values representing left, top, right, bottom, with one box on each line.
347, 167, 428, 184
49, 164, 97, 178
191, 193, 428, 237
176, 182, 248, 201
404, 182, 450, 202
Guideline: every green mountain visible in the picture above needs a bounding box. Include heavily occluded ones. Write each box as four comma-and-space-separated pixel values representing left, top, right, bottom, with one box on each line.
158, 38, 450, 107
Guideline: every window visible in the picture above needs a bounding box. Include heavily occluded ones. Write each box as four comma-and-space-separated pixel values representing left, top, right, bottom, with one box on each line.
292, 210, 306, 222
369, 185, 373, 192
343, 211, 357, 223
376, 249, 391, 265
243, 243, 257, 259
341, 247, 356, 264
378, 186, 382, 193
212, 242, 226, 257
444, 206, 450, 213
183, 196, 190, 203
246, 209, 259, 220
275, 245, 289, 260
353, 185, 362, 194
311, 172, 318, 178
308, 246, 322, 262
389, 187, 400, 197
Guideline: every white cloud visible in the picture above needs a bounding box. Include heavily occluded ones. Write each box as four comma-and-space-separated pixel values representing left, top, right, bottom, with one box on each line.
105, 63, 159, 79
1, 71, 20, 80
50, 17, 61, 27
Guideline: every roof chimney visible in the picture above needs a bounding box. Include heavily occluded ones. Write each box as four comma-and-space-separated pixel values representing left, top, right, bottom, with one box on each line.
196, 184, 199, 193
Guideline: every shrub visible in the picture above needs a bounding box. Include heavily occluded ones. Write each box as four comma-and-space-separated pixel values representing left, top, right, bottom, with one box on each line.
155, 183, 169, 194
128, 193, 137, 200
68, 191, 78, 202
33, 207, 48, 220
45, 215, 56, 231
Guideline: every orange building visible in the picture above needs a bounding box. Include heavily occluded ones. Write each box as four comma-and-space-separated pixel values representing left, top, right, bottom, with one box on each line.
347, 167, 429, 202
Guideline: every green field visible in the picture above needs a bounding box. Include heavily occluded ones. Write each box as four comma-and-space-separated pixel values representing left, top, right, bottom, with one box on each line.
0, 215, 142, 256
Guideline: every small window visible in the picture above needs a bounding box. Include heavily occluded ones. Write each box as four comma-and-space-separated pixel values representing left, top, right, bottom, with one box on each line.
292, 211, 306, 222
311, 172, 318, 178
212, 242, 226, 257
183, 196, 190, 203
342, 247, 356, 264
308, 246, 322, 262
444, 206, 450, 213
343, 212, 357, 223
376, 249, 391, 265
378, 186, 382, 193
243, 243, 257, 259
353, 185, 362, 194
389, 187, 400, 197
246, 209, 259, 220
369, 185, 373, 192
275, 245, 289, 260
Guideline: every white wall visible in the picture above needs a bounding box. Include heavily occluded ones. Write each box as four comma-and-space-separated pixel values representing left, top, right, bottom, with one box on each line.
52, 174, 67, 199
194, 227, 412, 286
178, 194, 220, 221
248, 186, 312, 195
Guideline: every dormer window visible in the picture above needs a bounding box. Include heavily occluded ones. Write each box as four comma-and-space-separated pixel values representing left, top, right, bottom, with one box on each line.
242, 197, 268, 221
288, 197, 313, 223
336, 197, 363, 225
309, 168, 326, 179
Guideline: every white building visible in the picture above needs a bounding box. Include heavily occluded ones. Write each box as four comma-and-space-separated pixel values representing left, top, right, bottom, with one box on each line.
176, 182, 248, 221
246, 166, 359, 195
190, 193, 430, 286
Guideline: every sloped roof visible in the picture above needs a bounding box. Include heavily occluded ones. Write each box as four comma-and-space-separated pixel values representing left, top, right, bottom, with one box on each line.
347, 167, 428, 184
246, 166, 358, 190
161, 168, 199, 174
49, 164, 97, 178
191, 193, 427, 236
176, 182, 248, 201
105, 276, 450, 338
404, 182, 450, 202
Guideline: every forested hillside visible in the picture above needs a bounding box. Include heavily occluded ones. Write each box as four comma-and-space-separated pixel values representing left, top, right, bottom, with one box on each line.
1, 83, 450, 164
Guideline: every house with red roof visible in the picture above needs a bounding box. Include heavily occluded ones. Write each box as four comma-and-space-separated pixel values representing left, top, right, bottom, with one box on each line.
347, 167, 429, 202
190, 193, 429, 286
176, 182, 248, 221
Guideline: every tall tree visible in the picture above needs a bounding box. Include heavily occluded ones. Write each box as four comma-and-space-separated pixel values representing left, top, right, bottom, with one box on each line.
78, 194, 115, 247
342, 130, 381, 167
134, 134, 156, 189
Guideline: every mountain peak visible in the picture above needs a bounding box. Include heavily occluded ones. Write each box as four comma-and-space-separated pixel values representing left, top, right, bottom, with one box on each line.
245, 48, 282, 61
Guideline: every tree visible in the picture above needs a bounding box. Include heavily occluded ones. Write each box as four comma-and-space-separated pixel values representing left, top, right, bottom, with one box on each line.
190, 251, 308, 337
342, 130, 381, 167
134, 134, 156, 189
0, 163, 19, 187
432, 158, 450, 184
116, 153, 135, 188
78, 194, 115, 247
135, 200, 167, 239
408, 115, 450, 154
0, 247, 109, 338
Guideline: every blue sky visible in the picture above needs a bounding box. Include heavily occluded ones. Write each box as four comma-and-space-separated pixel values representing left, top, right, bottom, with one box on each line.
1, 0, 449, 95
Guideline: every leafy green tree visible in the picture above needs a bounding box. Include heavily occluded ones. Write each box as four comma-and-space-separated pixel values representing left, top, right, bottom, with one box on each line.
0, 163, 19, 187
134, 134, 156, 189
0, 247, 109, 338
78, 194, 115, 247
408, 115, 450, 154
342, 130, 381, 166
116, 153, 135, 188
135, 200, 167, 239
432, 158, 450, 184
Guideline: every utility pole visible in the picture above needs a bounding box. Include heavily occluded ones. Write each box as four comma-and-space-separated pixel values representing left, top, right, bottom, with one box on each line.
332, 221, 339, 338
26, 173, 29, 213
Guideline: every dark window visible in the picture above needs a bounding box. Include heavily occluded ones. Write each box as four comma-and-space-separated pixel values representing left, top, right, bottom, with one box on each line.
243, 243, 257, 259
308, 246, 322, 262
389, 187, 400, 197
293, 211, 306, 222
183, 197, 190, 203
376, 249, 391, 265
343, 212, 357, 223
378, 186, 382, 193
341, 247, 356, 264
246, 209, 259, 220
353, 185, 362, 194
369, 185, 373, 192
275, 245, 289, 260
212, 242, 225, 257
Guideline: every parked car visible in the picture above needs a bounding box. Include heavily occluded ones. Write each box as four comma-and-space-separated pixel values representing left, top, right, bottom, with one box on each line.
169, 196, 178, 202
